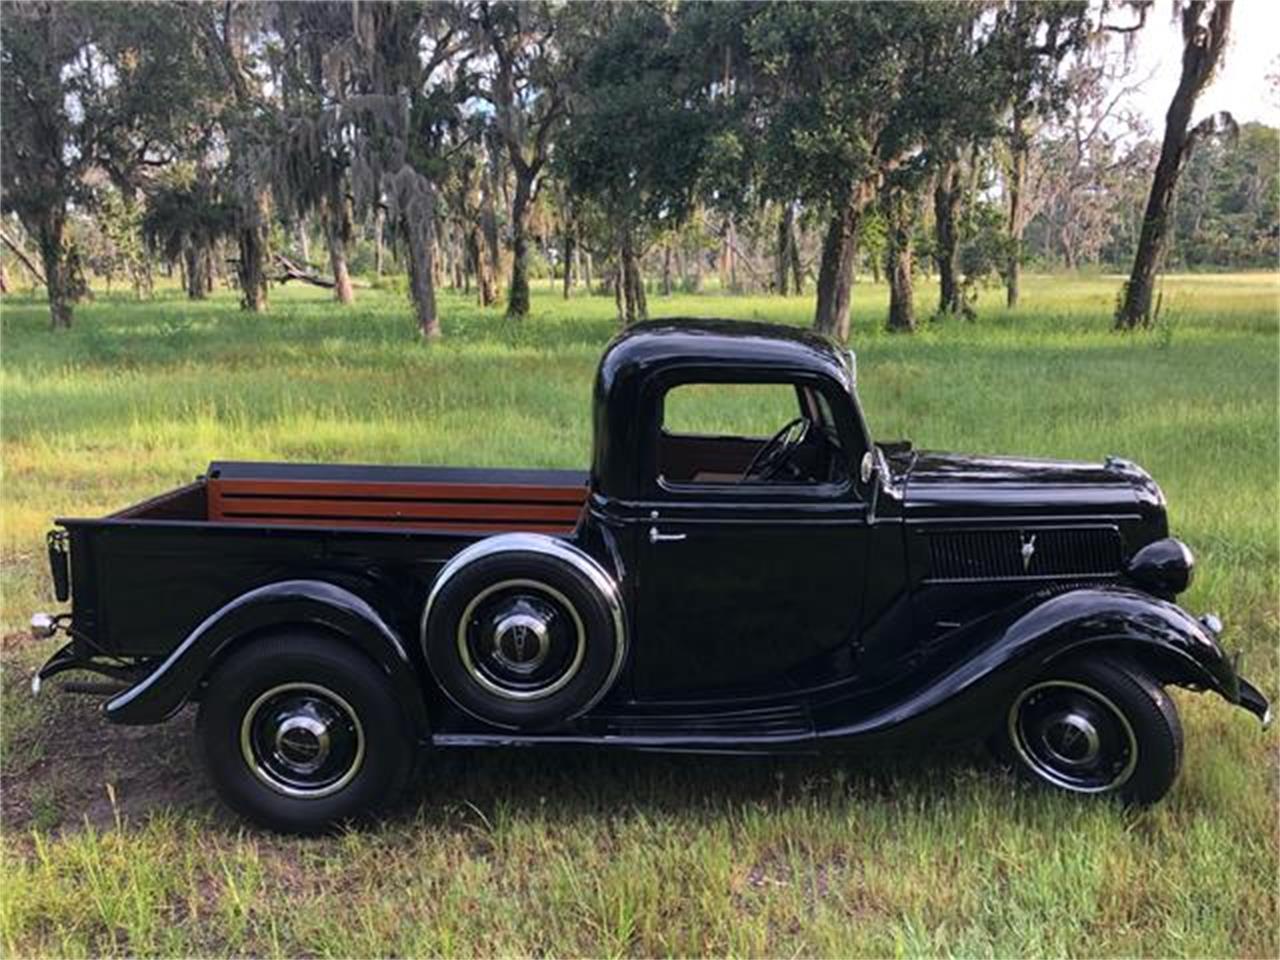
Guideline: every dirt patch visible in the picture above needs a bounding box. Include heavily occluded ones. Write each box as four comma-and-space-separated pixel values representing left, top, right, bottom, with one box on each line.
2, 630, 36, 652
1, 652, 218, 833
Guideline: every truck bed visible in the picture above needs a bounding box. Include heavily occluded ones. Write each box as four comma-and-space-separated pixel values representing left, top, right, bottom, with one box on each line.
111, 461, 589, 534
60, 461, 589, 657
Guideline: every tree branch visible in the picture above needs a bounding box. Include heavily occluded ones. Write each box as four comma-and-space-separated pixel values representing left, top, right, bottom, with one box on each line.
0, 226, 47, 286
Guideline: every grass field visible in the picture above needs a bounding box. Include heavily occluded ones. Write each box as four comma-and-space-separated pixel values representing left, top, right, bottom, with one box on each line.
1, 273, 1277, 957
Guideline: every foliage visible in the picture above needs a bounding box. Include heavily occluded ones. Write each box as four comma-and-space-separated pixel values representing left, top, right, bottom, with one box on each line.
0, 0, 221, 326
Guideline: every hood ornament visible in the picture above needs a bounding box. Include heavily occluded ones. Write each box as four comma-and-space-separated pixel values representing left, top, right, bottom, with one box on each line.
1020, 532, 1037, 572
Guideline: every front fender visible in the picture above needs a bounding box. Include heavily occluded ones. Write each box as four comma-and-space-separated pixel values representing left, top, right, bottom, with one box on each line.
105, 579, 428, 735
816, 586, 1249, 750
1035, 587, 1240, 702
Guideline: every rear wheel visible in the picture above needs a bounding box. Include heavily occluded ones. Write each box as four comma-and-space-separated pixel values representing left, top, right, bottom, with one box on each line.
197, 631, 414, 833
1000, 657, 1182, 805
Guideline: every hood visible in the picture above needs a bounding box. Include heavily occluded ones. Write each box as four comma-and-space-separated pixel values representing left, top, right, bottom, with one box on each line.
889, 449, 1167, 532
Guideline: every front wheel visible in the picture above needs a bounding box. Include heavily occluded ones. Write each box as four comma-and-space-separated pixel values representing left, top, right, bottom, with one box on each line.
197, 631, 415, 833
1000, 657, 1183, 805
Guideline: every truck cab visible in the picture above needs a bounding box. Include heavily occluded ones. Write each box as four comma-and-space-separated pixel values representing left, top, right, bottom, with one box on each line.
589, 320, 885, 700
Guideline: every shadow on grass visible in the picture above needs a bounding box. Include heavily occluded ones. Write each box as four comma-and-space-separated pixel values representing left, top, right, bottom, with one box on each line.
2, 642, 1010, 839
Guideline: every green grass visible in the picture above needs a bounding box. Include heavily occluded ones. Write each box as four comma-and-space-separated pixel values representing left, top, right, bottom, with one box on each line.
1, 273, 1277, 957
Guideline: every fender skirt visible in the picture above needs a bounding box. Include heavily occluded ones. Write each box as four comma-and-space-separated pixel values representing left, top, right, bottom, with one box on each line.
814, 586, 1268, 751
105, 579, 428, 735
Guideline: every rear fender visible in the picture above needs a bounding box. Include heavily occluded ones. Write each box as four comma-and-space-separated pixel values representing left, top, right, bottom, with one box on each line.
105, 579, 429, 735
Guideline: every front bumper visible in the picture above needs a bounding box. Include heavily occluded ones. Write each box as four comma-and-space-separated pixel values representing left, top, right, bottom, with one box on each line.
1237, 676, 1272, 728
1196, 611, 1270, 728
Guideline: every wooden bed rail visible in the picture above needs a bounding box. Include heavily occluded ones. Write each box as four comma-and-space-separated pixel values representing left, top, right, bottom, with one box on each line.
207, 476, 587, 534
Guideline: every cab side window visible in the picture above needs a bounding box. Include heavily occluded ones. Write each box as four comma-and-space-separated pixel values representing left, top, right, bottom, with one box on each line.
658, 381, 847, 486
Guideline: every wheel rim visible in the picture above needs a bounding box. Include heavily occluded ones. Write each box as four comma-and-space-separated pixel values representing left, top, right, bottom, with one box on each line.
240, 682, 365, 798
1008, 679, 1139, 793
456, 578, 585, 701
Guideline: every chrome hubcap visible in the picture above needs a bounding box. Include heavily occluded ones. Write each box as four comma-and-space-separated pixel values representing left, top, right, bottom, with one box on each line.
241, 683, 365, 798
1008, 680, 1138, 794
273, 712, 331, 774
491, 612, 551, 675
1039, 710, 1101, 768
457, 579, 585, 701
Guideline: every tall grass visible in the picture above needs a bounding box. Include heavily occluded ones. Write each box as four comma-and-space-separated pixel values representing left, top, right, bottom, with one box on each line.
1, 273, 1276, 957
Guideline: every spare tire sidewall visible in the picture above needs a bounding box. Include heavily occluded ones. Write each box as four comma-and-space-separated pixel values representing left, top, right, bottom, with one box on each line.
423, 551, 621, 729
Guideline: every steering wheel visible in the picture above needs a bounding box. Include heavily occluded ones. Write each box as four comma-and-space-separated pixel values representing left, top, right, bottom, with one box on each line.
740, 417, 811, 484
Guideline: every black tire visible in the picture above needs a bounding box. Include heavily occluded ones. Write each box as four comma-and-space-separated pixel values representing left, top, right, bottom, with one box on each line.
999, 656, 1183, 805
196, 631, 414, 834
423, 550, 622, 729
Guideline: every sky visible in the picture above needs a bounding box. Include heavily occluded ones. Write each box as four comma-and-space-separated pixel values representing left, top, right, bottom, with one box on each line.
1126, 0, 1279, 131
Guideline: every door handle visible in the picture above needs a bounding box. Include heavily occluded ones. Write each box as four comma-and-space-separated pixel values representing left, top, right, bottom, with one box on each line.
648, 526, 687, 544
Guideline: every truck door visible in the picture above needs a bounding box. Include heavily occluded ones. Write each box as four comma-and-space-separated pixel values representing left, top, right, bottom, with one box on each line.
632, 377, 873, 700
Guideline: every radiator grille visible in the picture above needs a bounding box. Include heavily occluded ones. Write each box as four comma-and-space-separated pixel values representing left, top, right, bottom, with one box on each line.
926, 527, 1122, 582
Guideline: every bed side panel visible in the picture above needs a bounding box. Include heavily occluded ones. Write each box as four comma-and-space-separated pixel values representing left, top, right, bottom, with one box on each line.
85, 523, 474, 657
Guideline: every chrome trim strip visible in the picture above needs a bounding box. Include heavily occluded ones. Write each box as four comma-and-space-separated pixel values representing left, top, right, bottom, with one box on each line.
420, 533, 627, 721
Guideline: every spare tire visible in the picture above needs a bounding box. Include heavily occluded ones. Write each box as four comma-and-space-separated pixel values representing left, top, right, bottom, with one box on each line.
421, 535, 625, 729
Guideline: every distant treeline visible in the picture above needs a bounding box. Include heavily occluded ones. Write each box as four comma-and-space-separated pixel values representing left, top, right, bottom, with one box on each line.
2, 2, 1274, 336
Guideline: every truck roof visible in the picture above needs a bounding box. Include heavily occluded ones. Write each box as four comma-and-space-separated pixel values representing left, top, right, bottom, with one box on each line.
598, 318, 852, 390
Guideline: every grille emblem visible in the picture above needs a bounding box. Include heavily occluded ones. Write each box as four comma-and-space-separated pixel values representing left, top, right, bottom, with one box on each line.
1020, 533, 1038, 572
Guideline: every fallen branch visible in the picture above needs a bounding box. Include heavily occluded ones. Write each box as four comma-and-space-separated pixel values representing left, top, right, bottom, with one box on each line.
0, 226, 46, 286
274, 253, 335, 288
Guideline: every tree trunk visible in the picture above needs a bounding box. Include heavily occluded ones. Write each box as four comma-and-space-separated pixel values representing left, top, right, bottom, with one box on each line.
325, 192, 355, 305
468, 221, 496, 306
183, 240, 209, 300
1005, 107, 1028, 309
719, 220, 738, 292
619, 229, 647, 325
34, 206, 73, 329
775, 204, 792, 295
934, 159, 961, 316
507, 171, 534, 317
789, 220, 803, 295
65, 243, 91, 303
661, 244, 673, 296
431, 225, 445, 292
403, 212, 440, 339
884, 187, 917, 333
374, 207, 386, 277
451, 223, 465, 291
813, 185, 869, 341
482, 162, 503, 303
237, 188, 271, 312
1116, 1, 1232, 329
297, 218, 310, 264
572, 232, 582, 292
562, 224, 576, 299
583, 251, 593, 292
1060, 226, 1077, 272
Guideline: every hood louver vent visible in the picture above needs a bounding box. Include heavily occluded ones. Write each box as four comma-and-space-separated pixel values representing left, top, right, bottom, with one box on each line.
926, 527, 1122, 582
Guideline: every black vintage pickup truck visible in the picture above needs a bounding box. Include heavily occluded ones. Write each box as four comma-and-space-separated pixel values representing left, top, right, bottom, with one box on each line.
32, 319, 1268, 831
